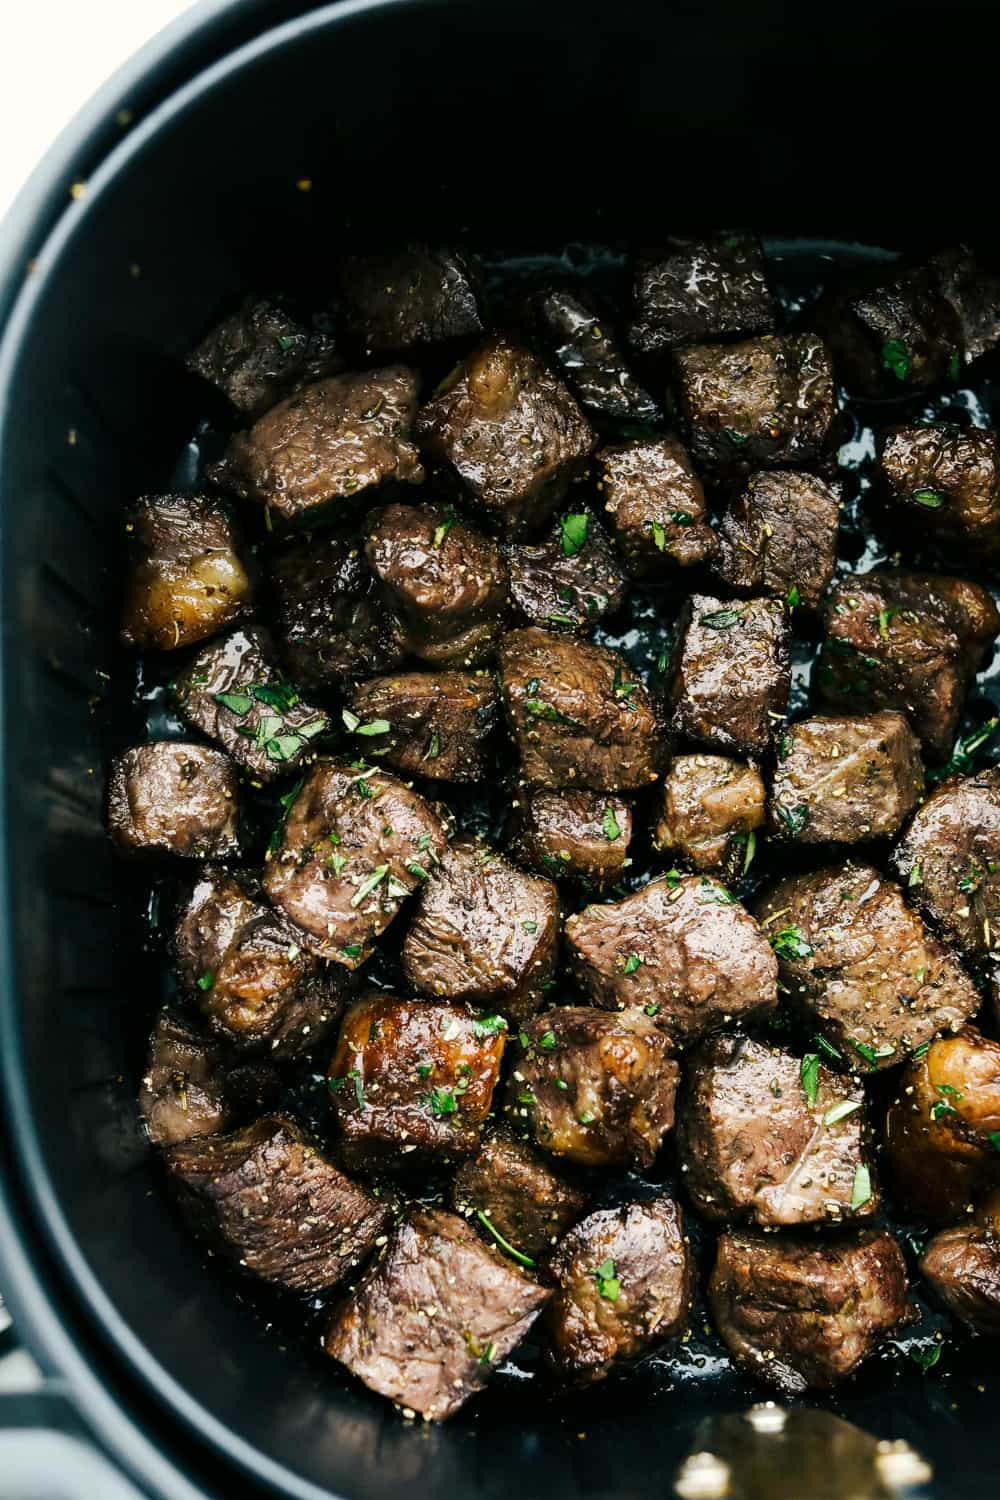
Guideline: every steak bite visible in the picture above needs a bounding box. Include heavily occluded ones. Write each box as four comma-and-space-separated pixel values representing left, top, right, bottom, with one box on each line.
929, 246, 1000, 367
671, 333, 836, 475
880, 424, 1000, 557
119, 492, 252, 652
163, 1115, 392, 1294
504, 1006, 679, 1169
545, 1198, 693, 1384
107, 742, 241, 860
770, 712, 924, 846
503, 509, 629, 634
139, 1010, 276, 1148
208, 367, 424, 524
677, 1034, 876, 1227
920, 1190, 1000, 1336
597, 436, 718, 577
529, 282, 658, 421
414, 337, 595, 536
263, 760, 446, 966
335, 244, 483, 355
328, 992, 506, 1169
629, 233, 775, 355
755, 863, 981, 1069
451, 1128, 589, 1258
174, 865, 353, 1059
668, 595, 791, 757
819, 259, 963, 398
173, 626, 329, 784
185, 296, 343, 420
346, 670, 499, 782
507, 789, 633, 890
365, 502, 508, 666
402, 836, 559, 1022
499, 627, 666, 791
651, 754, 765, 882
565, 874, 777, 1046
709, 1228, 909, 1395
324, 1208, 549, 1421
715, 469, 840, 611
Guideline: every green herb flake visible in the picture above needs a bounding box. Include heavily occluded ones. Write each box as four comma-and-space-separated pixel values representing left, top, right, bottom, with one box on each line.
850, 1162, 872, 1211
911, 1344, 942, 1372
603, 805, 623, 842
776, 802, 810, 839
670, 511, 693, 527
742, 828, 757, 874
816, 1035, 844, 1064
433, 513, 456, 548
341, 943, 362, 959
475, 1210, 536, 1268
699, 607, 744, 630
770, 925, 814, 962
427, 1087, 458, 1117
196, 970, 214, 992
424, 731, 441, 761
823, 1098, 862, 1127
539, 1030, 557, 1050
911, 488, 945, 509
522, 919, 538, 934
989, 1132, 1000, 1153
622, 952, 642, 975
329, 850, 347, 876
800, 1053, 820, 1108
786, 584, 801, 609
948, 349, 962, 382
356, 718, 391, 737
930, 718, 999, 785
350, 864, 388, 908
650, 519, 667, 552
882, 338, 910, 381
593, 1257, 621, 1301
472, 1014, 507, 1041
908, 864, 923, 888
341, 708, 361, 732
214, 691, 253, 715
723, 426, 749, 445
560, 512, 590, 557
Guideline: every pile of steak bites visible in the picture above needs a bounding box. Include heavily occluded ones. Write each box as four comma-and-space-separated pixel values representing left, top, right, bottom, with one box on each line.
110, 236, 1000, 1419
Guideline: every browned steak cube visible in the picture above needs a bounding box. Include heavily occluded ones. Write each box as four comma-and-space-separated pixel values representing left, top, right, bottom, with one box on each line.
503, 509, 629, 633
208, 367, 424, 524
930, 246, 1000, 366
677, 1034, 876, 1227
185, 296, 343, 420
451, 1128, 589, 1259
671, 333, 836, 474
499, 627, 666, 791
268, 531, 406, 692
164, 1115, 391, 1293
545, 1198, 693, 1384
365, 502, 508, 666
629, 233, 775, 355
817, 570, 1000, 759
565, 874, 777, 1046
328, 993, 506, 1169
529, 283, 658, 421
346, 670, 498, 782
920, 1190, 1000, 1336
119, 492, 252, 652
107, 742, 240, 860
414, 337, 595, 536
174, 865, 354, 1058
174, 626, 330, 784
880, 423, 1000, 558
402, 836, 559, 1021
755, 863, 981, 1069
770, 712, 924, 846
709, 1228, 909, 1395
819, 260, 963, 398
668, 595, 791, 757
503, 1006, 679, 1169
597, 436, 718, 577
139, 1011, 276, 1148
324, 1208, 549, 1420
715, 469, 840, 610
335, 245, 483, 355
507, 789, 633, 890
263, 760, 446, 965
651, 754, 764, 882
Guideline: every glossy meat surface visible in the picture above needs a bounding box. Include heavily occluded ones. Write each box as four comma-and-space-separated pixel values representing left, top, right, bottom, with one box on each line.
107, 742, 241, 860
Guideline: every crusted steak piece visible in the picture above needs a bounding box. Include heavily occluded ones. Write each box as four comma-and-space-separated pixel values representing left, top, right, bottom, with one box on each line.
529, 282, 658, 421
507, 789, 633, 890
629, 233, 775, 355
107, 742, 241, 860
920, 1190, 1000, 1336
715, 469, 840, 611
451, 1128, 589, 1259
185, 296, 343, 420
651, 754, 765, 882
668, 594, 790, 757
503, 509, 629, 634
336, 244, 483, 354
879, 423, 1000, 558
597, 436, 718, 577
346, 670, 499, 782
818, 258, 963, 398
139, 1010, 276, 1148
929, 246, 1000, 367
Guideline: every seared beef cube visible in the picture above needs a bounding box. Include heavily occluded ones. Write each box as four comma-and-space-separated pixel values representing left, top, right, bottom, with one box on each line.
716, 469, 840, 610
755, 863, 981, 1068
651, 754, 765, 881
451, 1128, 589, 1258
709, 1228, 909, 1394
545, 1198, 693, 1384
671, 333, 836, 474
264, 760, 446, 965
324, 1208, 549, 1420
365, 502, 508, 666
820, 260, 962, 398
139, 1011, 275, 1148
929, 246, 1000, 366
499, 627, 666, 791
770, 712, 923, 846
402, 836, 559, 1021
328, 993, 506, 1169
880, 423, 1000, 557
185, 296, 343, 420
629, 233, 775, 355
530, 283, 658, 421
269, 531, 406, 693
107, 742, 240, 860
414, 338, 595, 536
565, 874, 777, 1046
503, 509, 628, 634
174, 865, 353, 1058
164, 1115, 392, 1294
668, 595, 791, 757
507, 789, 633, 890
597, 436, 718, 577
336, 244, 482, 355
174, 626, 329, 784
208, 367, 424, 524
817, 570, 1000, 759
120, 492, 252, 652
347, 670, 498, 782
504, 1006, 679, 1169
920, 1190, 1000, 1336
677, 1035, 876, 1227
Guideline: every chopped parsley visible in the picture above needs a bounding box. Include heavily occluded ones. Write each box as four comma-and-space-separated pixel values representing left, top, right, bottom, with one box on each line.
816, 1035, 844, 1065
593, 1257, 621, 1301
908, 864, 923, 888
800, 1053, 820, 1107
776, 802, 810, 839
341, 943, 362, 959
823, 1099, 861, 1127
786, 584, 801, 609
426, 1087, 458, 1117
424, 731, 441, 760
560, 512, 590, 557
852, 1040, 896, 1068
350, 865, 388, 908
882, 338, 910, 381
670, 511, 693, 527
930, 718, 999, 785
770, 925, 814, 962
741, 828, 757, 874
433, 511, 456, 547
910, 488, 945, 509
196, 970, 214, 992
911, 1344, 942, 1372
698, 878, 736, 905
723, 427, 749, 445
475, 1210, 535, 1268
699, 607, 744, 630
990, 1132, 1000, 1153
539, 1030, 557, 1050
650, 519, 667, 552
850, 1163, 872, 1211
472, 1014, 508, 1041
602, 805, 623, 842
621, 952, 642, 975
267, 775, 305, 855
